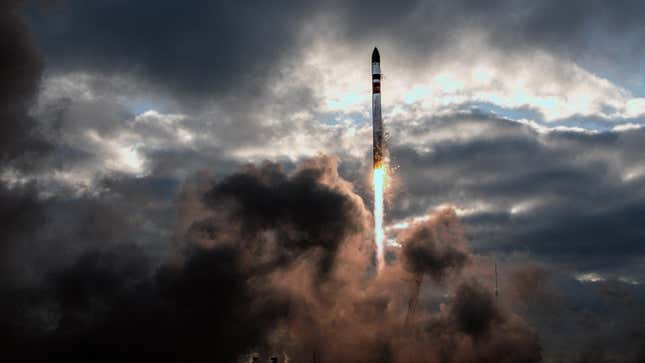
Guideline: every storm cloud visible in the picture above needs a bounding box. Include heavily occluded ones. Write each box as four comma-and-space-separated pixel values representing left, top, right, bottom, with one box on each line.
389, 113, 645, 275
27, 1, 319, 107
0, 1, 48, 162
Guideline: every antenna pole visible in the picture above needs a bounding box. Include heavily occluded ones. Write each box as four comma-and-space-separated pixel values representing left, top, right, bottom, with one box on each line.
494, 255, 499, 306
405, 274, 423, 327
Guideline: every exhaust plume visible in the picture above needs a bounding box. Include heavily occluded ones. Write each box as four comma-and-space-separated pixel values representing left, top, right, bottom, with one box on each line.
0, 156, 542, 362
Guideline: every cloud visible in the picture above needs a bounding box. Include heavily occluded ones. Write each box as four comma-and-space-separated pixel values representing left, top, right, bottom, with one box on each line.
0, 2, 49, 162
385, 112, 645, 275
27, 1, 321, 108
327, 0, 645, 67
26, 0, 645, 136
3, 2, 645, 361
0, 183, 45, 276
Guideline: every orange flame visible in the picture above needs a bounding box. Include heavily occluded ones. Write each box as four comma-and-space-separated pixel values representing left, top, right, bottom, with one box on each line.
373, 165, 386, 270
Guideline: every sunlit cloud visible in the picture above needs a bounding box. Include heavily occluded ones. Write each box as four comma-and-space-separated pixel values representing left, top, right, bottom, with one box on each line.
290, 37, 645, 126
575, 272, 606, 283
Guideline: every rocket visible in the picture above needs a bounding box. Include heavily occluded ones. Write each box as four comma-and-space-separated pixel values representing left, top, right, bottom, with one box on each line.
372, 47, 384, 168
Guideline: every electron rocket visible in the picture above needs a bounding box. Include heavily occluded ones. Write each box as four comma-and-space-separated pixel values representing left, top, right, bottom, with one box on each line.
372, 47, 383, 168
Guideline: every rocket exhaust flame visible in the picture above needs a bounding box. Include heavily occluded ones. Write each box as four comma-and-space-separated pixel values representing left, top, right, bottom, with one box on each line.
373, 165, 386, 270
372, 47, 386, 270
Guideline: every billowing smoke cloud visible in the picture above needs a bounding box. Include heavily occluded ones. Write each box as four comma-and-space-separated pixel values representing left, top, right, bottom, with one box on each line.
0, 157, 367, 362
450, 281, 500, 337
1, 243, 292, 362
0, 156, 543, 362
509, 265, 561, 312
400, 209, 469, 281
199, 156, 367, 278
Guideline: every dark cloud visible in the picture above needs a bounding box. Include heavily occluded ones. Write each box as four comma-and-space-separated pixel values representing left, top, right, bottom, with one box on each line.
26, 0, 645, 112
0, 169, 192, 283
0, 1, 49, 162
26, 1, 319, 108
331, 0, 645, 72
495, 263, 645, 362
389, 113, 645, 276
383, 112, 645, 359
0, 183, 45, 277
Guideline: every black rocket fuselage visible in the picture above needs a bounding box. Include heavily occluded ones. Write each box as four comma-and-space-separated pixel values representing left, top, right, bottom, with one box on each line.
372, 47, 383, 168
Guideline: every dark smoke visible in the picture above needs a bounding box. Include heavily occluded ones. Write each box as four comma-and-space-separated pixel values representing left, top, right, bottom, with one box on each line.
0, 247, 288, 362
406, 279, 542, 363
450, 280, 500, 337
0, 157, 367, 362
201, 158, 365, 278
1, 242, 292, 362
400, 209, 469, 281
509, 264, 561, 315
0, 156, 542, 362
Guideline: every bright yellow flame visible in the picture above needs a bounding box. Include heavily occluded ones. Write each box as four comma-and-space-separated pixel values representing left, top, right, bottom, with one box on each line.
373, 165, 386, 270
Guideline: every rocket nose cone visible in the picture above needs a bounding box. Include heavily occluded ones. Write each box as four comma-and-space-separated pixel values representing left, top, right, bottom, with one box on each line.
372, 47, 380, 63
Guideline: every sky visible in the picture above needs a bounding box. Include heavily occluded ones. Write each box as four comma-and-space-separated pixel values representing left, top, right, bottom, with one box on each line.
2, 1, 645, 362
